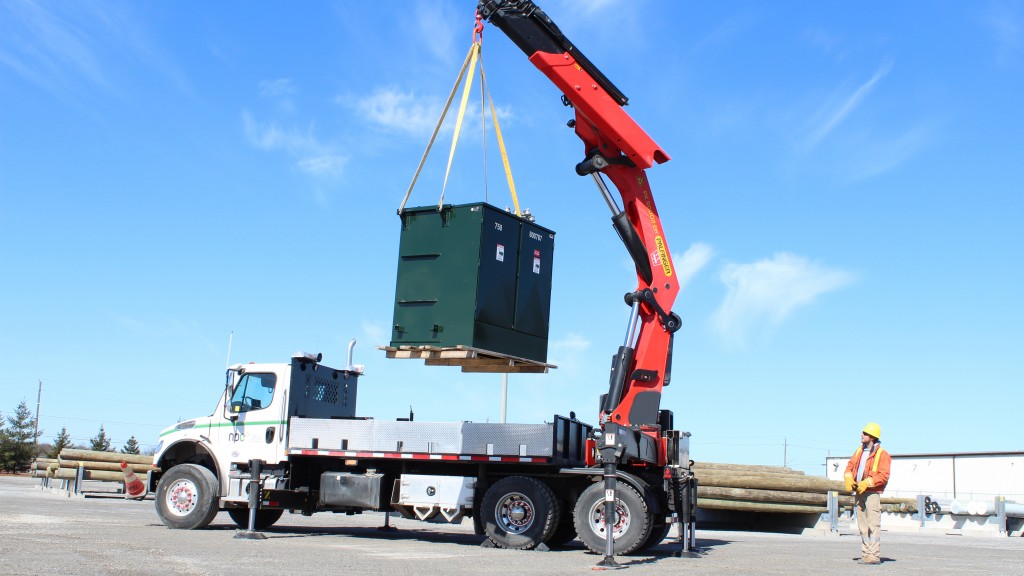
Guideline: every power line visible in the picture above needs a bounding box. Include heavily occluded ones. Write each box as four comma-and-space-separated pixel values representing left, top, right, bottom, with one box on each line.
40, 414, 165, 428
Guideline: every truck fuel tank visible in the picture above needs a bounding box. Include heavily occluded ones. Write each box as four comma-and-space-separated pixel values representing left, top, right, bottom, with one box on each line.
319, 471, 384, 509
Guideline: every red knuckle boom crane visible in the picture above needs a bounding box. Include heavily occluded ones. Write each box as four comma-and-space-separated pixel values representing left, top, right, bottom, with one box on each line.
478, 0, 681, 466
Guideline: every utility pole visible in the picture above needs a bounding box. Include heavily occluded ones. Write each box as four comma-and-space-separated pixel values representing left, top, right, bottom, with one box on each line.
226, 331, 234, 368
500, 373, 508, 424
34, 380, 42, 455
783, 437, 787, 468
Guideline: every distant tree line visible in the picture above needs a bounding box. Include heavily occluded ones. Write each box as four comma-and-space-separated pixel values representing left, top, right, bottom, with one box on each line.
0, 400, 152, 473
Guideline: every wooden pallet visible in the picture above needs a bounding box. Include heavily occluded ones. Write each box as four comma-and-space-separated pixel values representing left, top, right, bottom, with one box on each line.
378, 345, 555, 374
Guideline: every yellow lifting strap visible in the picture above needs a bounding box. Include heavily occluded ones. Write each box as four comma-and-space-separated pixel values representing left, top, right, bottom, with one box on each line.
439, 42, 481, 211
479, 56, 521, 216
398, 41, 521, 217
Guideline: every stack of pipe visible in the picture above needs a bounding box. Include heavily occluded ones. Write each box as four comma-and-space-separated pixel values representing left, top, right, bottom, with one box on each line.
947, 499, 1024, 518
693, 462, 917, 514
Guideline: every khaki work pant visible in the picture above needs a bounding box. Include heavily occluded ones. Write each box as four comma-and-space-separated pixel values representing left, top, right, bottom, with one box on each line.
855, 492, 881, 562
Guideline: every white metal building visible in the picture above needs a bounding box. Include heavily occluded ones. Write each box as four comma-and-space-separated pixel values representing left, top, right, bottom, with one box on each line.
824, 451, 1024, 501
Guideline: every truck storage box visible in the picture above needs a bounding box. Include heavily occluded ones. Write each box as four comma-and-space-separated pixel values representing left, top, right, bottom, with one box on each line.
390, 203, 555, 363
288, 358, 359, 419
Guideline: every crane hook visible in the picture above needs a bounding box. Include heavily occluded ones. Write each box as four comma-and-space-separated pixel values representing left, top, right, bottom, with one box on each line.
473, 10, 484, 44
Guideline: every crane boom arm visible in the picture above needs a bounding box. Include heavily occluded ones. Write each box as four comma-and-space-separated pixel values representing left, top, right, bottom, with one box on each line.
477, 1, 669, 169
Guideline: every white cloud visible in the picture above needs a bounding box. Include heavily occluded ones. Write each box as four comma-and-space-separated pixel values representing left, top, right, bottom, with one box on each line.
413, 1, 458, 64
242, 111, 348, 179
848, 122, 933, 181
297, 155, 346, 177
348, 86, 512, 139
803, 27, 845, 57
549, 332, 592, 376
712, 253, 855, 346
691, 13, 756, 54
361, 320, 390, 346
0, 1, 189, 100
260, 78, 295, 98
113, 313, 150, 336
352, 87, 443, 134
801, 58, 894, 152
242, 111, 305, 148
676, 242, 715, 289
982, 2, 1022, 66
551, 333, 591, 354
259, 78, 296, 113
0, 1, 106, 90
557, 0, 618, 17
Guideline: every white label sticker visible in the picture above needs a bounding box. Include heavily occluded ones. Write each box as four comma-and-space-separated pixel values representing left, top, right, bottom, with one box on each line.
533, 258, 541, 274
605, 489, 616, 502
496, 244, 505, 262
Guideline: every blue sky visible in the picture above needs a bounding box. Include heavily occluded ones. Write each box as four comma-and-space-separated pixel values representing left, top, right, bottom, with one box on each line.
2, 1, 1021, 474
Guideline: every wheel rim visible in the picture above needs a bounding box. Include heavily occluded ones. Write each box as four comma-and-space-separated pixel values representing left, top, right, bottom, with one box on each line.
586, 497, 630, 539
495, 492, 535, 534
165, 478, 199, 517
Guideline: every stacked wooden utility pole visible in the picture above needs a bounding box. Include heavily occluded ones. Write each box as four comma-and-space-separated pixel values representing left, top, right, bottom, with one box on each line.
693, 462, 916, 514
35, 449, 158, 483
53, 448, 158, 481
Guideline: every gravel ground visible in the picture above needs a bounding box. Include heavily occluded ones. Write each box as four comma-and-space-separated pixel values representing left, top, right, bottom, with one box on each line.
1, 475, 1021, 575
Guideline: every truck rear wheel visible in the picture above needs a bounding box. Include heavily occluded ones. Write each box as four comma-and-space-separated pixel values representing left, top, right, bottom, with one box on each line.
227, 508, 284, 530
155, 464, 220, 530
480, 476, 560, 550
545, 515, 578, 547
574, 482, 653, 555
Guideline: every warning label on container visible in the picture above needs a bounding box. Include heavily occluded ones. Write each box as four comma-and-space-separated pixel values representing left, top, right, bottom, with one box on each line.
533, 257, 541, 274
496, 244, 505, 262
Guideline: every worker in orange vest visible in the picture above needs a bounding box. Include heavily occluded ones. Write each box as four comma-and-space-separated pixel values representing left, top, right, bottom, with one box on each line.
844, 422, 891, 565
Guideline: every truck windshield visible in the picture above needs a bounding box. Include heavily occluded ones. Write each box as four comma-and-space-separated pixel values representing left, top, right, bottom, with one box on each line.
230, 373, 277, 413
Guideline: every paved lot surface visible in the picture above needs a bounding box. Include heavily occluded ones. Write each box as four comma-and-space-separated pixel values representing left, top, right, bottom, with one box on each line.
2, 475, 1022, 575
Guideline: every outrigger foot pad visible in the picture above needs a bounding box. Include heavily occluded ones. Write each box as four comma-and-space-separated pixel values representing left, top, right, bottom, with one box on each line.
673, 549, 701, 558
593, 557, 625, 570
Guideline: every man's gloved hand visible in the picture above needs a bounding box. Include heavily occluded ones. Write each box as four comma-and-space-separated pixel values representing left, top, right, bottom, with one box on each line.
856, 479, 871, 494
844, 474, 855, 492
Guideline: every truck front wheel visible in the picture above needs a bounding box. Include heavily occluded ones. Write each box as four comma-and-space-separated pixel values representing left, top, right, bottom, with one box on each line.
155, 464, 220, 530
574, 482, 653, 555
480, 476, 560, 549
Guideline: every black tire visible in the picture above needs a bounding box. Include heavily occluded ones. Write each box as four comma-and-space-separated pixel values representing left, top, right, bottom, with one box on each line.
481, 476, 560, 550
635, 519, 671, 553
155, 464, 220, 530
573, 482, 653, 555
227, 508, 284, 530
545, 515, 578, 547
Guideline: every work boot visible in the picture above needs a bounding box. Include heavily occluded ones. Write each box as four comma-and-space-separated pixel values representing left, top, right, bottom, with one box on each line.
859, 557, 881, 565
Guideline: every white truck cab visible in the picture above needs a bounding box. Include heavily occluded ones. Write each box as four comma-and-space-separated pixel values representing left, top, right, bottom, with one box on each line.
152, 349, 361, 528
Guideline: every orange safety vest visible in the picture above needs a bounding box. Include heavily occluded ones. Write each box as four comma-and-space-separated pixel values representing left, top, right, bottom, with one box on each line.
844, 444, 891, 493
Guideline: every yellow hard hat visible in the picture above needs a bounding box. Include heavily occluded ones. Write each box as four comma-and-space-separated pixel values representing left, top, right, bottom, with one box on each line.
862, 422, 881, 439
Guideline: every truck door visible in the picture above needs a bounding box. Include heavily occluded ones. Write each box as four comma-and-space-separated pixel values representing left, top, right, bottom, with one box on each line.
221, 370, 286, 468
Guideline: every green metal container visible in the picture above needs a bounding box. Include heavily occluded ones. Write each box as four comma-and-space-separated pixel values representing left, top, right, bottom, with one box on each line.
391, 203, 555, 363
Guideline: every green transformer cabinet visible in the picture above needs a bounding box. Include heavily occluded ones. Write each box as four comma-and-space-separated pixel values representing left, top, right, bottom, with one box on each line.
391, 203, 555, 363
